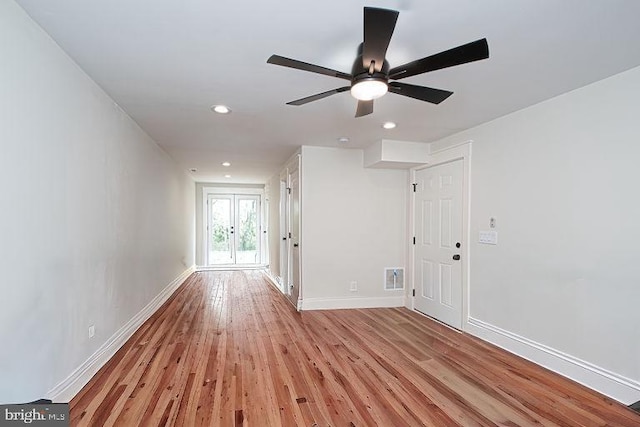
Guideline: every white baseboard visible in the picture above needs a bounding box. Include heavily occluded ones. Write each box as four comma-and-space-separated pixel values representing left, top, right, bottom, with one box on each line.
46, 266, 196, 403
301, 295, 405, 311
466, 317, 640, 405
262, 270, 284, 293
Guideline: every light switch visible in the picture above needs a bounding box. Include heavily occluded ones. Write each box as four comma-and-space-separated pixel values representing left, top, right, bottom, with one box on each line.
479, 230, 498, 245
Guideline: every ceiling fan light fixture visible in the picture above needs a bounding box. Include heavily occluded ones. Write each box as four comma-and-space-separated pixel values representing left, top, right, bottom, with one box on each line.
267, 8, 489, 118
350, 79, 388, 101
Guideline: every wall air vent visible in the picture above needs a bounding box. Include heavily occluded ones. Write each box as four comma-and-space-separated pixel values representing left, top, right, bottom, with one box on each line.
384, 268, 404, 290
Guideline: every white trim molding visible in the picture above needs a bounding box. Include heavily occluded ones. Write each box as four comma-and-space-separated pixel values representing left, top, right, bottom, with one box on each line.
466, 317, 640, 405
46, 266, 196, 403
301, 296, 405, 311
262, 269, 285, 293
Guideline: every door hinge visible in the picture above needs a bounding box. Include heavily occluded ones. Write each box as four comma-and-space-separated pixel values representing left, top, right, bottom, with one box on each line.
287, 187, 291, 194
412, 289, 416, 297
412, 183, 417, 192
413, 236, 416, 245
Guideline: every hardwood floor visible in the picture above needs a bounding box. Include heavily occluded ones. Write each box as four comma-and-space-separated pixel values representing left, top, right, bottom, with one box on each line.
70, 271, 640, 426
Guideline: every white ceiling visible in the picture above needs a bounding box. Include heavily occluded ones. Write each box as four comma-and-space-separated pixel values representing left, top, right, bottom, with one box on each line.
14, 0, 640, 183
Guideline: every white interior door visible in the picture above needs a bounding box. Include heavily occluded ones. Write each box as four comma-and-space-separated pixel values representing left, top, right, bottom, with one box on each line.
207, 194, 261, 266
279, 177, 289, 293
414, 160, 463, 329
287, 159, 301, 307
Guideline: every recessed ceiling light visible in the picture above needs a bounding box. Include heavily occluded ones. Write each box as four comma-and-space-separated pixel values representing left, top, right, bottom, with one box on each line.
222, 161, 231, 167
211, 105, 231, 114
224, 174, 231, 178
338, 137, 350, 144
382, 121, 397, 129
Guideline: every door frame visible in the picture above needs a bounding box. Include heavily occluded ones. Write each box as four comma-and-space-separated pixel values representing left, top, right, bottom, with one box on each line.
278, 154, 302, 309
202, 186, 266, 267
286, 156, 301, 309
409, 141, 472, 331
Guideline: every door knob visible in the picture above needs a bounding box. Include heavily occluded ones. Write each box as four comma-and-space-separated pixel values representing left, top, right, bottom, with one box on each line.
293, 243, 299, 247
453, 254, 460, 260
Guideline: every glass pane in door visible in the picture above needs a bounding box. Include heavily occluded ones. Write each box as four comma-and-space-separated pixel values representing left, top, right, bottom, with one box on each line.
209, 197, 233, 264
236, 197, 259, 264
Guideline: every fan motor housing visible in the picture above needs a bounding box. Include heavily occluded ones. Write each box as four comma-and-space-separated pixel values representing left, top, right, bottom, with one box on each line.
351, 72, 388, 87
352, 43, 390, 77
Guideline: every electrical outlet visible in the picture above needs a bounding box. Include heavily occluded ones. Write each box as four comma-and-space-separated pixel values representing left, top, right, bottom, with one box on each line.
88, 325, 95, 338
350, 281, 357, 292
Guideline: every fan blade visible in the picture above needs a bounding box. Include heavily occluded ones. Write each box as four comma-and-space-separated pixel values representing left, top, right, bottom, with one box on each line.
268, 55, 352, 80
362, 7, 399, 72
355, 100, 374, 117
389, 38, 489, 80
286, 87, 351, 106
388, 82, 453, 104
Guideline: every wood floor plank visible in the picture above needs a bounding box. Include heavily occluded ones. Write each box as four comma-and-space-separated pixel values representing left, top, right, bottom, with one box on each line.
70, 271, 640, 426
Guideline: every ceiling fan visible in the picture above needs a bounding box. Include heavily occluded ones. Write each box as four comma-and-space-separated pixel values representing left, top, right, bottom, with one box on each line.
267, 7, 489, 117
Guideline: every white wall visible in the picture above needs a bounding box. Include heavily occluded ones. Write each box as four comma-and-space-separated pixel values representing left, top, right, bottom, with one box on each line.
300, 146, 408, 309
432, 66, 640, 403
0, 1, 195, 403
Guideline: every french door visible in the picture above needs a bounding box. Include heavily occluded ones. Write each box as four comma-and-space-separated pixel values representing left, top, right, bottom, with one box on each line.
207, 194, 261, 266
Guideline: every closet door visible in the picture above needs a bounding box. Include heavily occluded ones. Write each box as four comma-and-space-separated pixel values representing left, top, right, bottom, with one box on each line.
279, 176, 289, 293
414, 160, 463, 329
